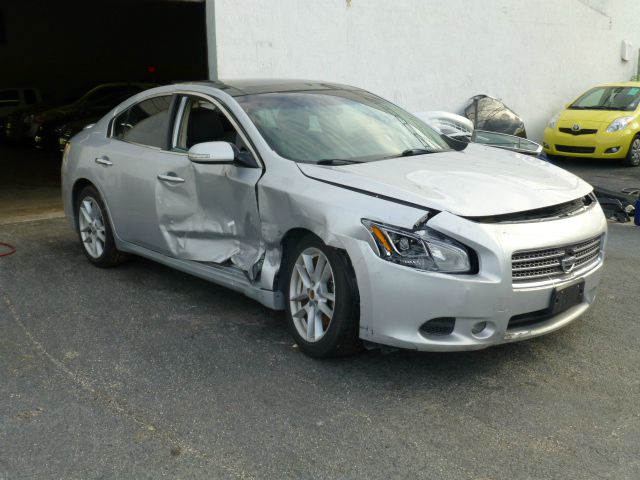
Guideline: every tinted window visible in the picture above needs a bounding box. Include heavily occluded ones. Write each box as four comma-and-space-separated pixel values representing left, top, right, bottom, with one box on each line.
23, 89, 37, 105
174, 97, 241, 151
236, 90, 450, 163
112, 95, 173, 148
0, 89, 20, 106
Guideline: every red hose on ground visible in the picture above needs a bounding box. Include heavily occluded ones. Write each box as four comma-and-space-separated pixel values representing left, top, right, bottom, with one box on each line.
0, 242, 16, 257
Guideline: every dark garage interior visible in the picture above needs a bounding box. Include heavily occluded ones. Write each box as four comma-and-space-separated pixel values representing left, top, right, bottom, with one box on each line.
0, 0, 207, 223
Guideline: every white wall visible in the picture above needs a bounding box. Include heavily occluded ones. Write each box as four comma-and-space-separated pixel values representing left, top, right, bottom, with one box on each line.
207, 0, 640, 141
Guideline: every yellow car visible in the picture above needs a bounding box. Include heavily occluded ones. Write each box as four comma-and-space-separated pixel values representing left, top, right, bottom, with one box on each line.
543, 81, 640, 167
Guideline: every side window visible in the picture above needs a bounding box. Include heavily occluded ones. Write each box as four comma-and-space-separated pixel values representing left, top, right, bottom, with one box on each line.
112, 95, 173, 149
23, 89, 38, 105
174, 96, 245, 151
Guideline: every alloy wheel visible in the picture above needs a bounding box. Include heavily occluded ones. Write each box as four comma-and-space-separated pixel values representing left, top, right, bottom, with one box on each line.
289, 247, 336, 342
631, 138, 640, 165
78, 196, 107, 259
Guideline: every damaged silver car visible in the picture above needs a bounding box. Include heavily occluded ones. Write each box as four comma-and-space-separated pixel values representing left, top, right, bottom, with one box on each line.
62, 80, 607, 357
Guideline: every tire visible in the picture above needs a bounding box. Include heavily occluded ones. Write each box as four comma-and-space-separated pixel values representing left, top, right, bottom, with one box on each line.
623, 135, 640, 167
283, 234, 361, 358
76, 185, 129, 267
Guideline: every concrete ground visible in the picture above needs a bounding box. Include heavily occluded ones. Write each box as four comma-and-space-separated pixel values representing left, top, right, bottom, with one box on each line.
1, 146, 639, 479
0, 146, 63, 225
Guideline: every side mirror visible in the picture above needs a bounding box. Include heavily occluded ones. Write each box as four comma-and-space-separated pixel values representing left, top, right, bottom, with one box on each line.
188, 141, 259, 168
188, 141, 235, 163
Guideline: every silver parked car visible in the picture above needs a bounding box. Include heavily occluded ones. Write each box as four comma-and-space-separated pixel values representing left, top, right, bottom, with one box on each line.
62, 80, 607, 357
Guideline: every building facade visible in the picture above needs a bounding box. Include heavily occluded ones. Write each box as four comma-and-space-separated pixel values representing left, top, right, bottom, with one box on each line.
206, 0, 640, 141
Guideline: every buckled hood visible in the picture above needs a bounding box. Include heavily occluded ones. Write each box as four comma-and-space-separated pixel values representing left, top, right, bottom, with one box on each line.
297, 144, 592, 217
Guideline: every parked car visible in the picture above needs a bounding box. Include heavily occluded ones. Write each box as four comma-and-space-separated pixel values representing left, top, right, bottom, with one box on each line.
31, 83, 154, 150
415, 111, 542, 156
0, 87, 42, 142
4, 103, 49, 144
62, 80, 607, 358
0, 87, 41, 118
56, 117, 100, 152
465, 95, 527, 137
544, 82, 640, 167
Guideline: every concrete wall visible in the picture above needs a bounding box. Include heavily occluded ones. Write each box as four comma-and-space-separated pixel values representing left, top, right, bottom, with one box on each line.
207, 0, 640, 141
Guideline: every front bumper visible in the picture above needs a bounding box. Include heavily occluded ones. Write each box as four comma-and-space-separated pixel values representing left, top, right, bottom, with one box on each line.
543, 126, 634, 159
345, 205, 607, 352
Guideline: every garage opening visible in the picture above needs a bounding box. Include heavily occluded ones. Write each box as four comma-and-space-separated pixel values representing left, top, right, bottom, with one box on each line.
0, 0, 208, 224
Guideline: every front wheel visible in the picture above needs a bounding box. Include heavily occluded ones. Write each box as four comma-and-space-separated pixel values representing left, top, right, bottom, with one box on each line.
623, 135, 640, 167
284, 235, 361, 358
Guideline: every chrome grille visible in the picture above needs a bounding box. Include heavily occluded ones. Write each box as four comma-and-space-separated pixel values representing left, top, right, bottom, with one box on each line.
512, 235, 602, 283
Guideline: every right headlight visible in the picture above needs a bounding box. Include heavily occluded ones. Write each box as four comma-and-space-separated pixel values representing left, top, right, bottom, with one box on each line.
362, 219, 473, 273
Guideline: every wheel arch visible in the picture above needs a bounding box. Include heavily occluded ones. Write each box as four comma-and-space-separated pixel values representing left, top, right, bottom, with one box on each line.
273, 227, 358, 298
71, 178, 119, 238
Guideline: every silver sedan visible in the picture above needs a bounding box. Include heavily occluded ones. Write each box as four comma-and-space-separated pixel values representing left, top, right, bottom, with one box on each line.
62, 80, 607, 357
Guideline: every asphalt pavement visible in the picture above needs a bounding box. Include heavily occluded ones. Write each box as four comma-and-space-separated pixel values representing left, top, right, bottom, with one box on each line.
1, 145, 640, 479
1, 215, 639, 479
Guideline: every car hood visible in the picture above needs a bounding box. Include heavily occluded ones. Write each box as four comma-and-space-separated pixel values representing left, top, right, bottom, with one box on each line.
38, 103, 83, 123
559, 108, 635, 124
297, 144, 593, 217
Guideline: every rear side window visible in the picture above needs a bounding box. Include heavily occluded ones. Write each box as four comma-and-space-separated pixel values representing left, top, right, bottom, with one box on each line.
112, 95, 173, 148
23, 89, 38, 105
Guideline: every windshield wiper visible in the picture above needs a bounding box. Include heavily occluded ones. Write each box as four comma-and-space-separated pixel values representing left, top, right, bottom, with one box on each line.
576, 106, 626, 111
316, 158, 362, 166
401, 148, 438, 156
383, 148, 437, 159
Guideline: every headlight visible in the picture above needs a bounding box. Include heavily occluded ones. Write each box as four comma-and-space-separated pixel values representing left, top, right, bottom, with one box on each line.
547, 113, 560, 129
362, 220, 473, 273
606, 116, 633, 133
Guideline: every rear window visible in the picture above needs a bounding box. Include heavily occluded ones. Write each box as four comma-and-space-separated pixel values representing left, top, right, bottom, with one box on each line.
0, 89, 20, 106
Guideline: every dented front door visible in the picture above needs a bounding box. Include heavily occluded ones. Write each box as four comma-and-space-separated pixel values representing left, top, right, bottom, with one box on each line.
156, 160, 264, 274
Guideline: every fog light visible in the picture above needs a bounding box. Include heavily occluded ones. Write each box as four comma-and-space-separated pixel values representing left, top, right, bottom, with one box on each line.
543, 142, 550, 149
420, 317, 455, 336
605, 146, 620, 154
471, 322, 487, 334
470, 321, 496, 339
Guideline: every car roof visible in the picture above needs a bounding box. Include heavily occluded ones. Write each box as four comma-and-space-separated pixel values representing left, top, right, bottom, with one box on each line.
180, 79, 361, 97
595, 81, 640, 88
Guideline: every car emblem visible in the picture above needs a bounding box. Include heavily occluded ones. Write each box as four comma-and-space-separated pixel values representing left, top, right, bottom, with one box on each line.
560, 250, 577, 273
572, 124, 581, 132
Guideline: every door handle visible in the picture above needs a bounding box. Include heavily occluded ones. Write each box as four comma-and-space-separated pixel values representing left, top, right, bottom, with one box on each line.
157, 173, 185, 184
95, 157, 112, 166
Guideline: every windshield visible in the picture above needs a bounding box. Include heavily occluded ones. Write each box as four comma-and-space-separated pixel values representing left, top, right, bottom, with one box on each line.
236, 90, 451, 163
569, 86, 640, 111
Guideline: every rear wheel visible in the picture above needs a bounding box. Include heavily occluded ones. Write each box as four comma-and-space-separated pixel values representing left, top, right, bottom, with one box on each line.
623, 135, 640, 167
76, 185, 129, 267
284, 234, 360, 358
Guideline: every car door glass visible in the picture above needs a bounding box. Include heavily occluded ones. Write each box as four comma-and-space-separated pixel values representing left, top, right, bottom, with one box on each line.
174, 97, 243, 152
113, 95, 172, 148
23, 89, 37, 105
